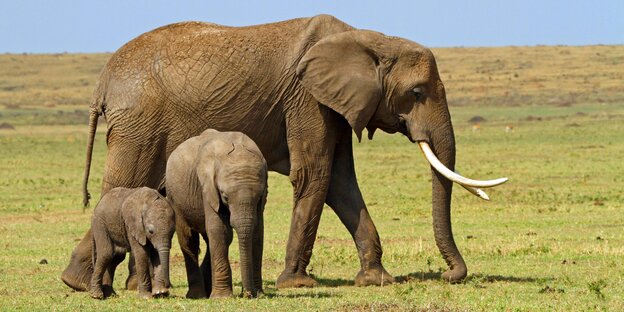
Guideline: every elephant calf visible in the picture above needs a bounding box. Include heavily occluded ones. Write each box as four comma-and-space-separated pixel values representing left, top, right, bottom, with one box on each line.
89, 187, 175, 299
166, 129, 268, 299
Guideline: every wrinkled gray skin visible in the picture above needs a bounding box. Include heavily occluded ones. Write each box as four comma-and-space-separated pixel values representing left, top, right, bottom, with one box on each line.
167, 129, 267, 299
64, 14, 468, 291
89, 187, 175, 299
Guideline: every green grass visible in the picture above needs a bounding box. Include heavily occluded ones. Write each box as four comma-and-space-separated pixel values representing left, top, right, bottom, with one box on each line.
1, 103, 623, 311
1, 46, 624, 310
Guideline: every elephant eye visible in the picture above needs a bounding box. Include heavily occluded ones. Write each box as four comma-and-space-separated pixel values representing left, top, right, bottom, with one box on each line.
412, 87, 424, 101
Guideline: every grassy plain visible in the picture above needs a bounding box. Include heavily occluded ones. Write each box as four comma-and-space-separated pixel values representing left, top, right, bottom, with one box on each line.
1, 45, 623, 311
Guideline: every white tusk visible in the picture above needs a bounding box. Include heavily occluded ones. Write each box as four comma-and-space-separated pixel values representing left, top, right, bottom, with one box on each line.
418, 141, 508, 188
461, 185, 490, 201
456, 170, 490, 200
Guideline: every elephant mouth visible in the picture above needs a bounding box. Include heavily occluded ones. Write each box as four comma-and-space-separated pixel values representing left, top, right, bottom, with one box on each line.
397, 115, 419, 143
417, 141, 508, 200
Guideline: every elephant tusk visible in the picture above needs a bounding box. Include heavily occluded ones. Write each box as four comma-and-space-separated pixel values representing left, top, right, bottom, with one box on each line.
418, 141, 508, 188
461, 185, 490, 201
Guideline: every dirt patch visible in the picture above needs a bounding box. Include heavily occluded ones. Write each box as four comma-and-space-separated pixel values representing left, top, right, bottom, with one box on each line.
3, 103, 20, 109
524, 115, 543, 121
0, 122, 15, 130
468, 115, 487, 123
547, 97, 573, 107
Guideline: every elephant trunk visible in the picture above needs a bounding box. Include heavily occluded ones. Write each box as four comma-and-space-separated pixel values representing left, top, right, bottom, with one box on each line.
232, 213, 257, 298
427, 113, 467, 283
152, 247, 171, 296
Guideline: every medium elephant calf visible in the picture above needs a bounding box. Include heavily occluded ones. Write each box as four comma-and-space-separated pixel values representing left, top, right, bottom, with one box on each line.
89, 187, 175, 299
166, 129, 268, 299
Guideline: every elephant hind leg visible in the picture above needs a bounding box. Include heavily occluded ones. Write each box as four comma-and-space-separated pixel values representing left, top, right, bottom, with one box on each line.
325, 138, 394, 287
61, 228, 94, 291
90, 229, 115, 299
102, 251, 126, 297
177, 220, 207, 298
101, 137, 168, 193
101, 134, 168, 290
199, 233, 212, 298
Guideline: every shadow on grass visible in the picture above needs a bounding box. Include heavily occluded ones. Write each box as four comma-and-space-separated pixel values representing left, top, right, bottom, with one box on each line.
257, 276, 352, 289
395, 271, 550, 284
262, 291, 338, 299
313, 276, 353, 287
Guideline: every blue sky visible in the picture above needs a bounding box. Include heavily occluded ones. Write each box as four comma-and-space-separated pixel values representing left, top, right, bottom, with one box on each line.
1, 0, 622, 53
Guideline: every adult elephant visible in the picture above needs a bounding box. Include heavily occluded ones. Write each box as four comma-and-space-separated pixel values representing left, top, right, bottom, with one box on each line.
62, 15, 506, 291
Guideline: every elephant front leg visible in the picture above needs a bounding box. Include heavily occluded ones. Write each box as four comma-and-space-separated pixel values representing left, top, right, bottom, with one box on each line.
206, 213, 234, 299
129, 243, 153, 299
325, 139, 394, 286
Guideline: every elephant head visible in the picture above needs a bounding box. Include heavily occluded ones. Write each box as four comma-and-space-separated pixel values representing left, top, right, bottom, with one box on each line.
122, 187, 176, 295
201, 138, 268, 297
297, 30, 507, 282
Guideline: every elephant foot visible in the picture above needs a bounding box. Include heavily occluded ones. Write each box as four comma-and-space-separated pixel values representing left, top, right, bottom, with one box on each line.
209, 289, 233, 299
61, 270, 88, 292
89, 286, 105, 300
152, 287, 169, 298
275, 271, 318, 289
125, 274, 138, 290
186, 287, 208, 299
441, 266, 467, 284
62, 229, 94, 291
138, 290, 152, 299
102, 285, 116, 298
354, 265, 395, 287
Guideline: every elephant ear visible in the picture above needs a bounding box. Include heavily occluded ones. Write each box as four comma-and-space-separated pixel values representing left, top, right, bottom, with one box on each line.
258, 185, 268, 213
196, 155, 220, 214
297, 30, 384, 141
122, 189, 149, 246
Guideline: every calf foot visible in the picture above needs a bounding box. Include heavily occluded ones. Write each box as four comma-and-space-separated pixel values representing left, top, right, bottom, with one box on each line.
276, 270, 318, 289
354, 265, 395, 286
89, 286, 104, 300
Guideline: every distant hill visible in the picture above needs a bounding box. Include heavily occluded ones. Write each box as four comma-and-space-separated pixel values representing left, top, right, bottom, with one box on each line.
1, 45, 622, 109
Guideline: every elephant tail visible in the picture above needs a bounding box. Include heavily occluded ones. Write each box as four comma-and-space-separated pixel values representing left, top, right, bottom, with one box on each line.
82, 108, 100, 209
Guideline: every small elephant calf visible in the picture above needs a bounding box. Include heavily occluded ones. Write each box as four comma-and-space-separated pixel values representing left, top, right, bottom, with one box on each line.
166, 129, 268, 298
89, 187, 175, 299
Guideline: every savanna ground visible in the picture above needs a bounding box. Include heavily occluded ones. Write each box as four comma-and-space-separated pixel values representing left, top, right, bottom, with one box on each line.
0, 45, 623, 311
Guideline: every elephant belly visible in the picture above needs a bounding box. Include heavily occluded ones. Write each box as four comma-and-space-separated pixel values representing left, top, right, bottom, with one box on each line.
166, 103, 290, 175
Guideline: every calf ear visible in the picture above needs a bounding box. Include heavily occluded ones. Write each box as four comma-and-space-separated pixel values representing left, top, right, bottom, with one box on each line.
122, 190, 148, 246
297, 30, 384, 141
258, 187, 268, 213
